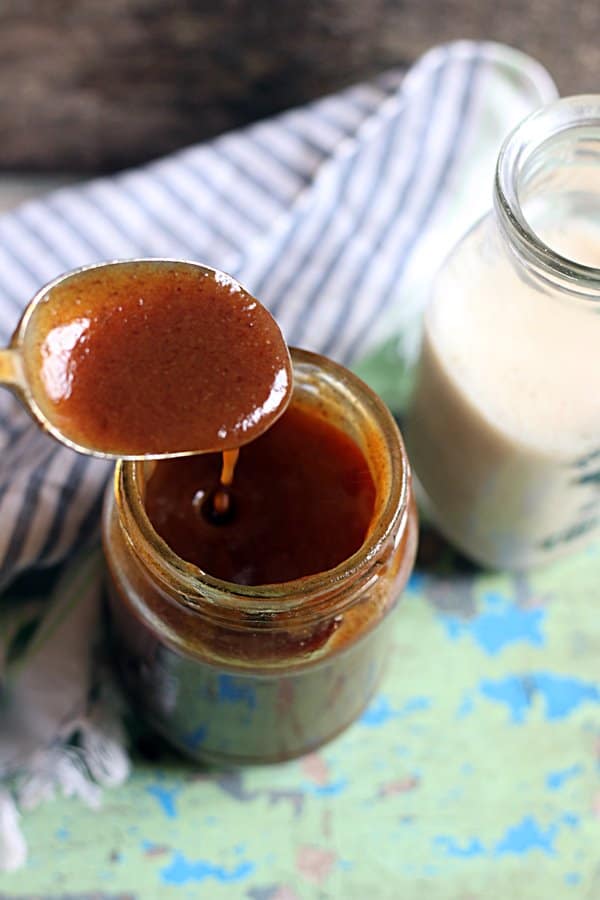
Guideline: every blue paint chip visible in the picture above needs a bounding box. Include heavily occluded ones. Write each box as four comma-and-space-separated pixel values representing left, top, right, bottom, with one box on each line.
480, 676, 531, 724
217, 674, 257, 709
480, 673, 600, 723
536, 674, 600, 720
311, 778, 348, 797
182, 725, 207, 751
360, 694, 431, 727
434, 813, 578, 863
443, 618, 463, 640
494, 816, 557, 857
147, 784, 180, 819
361, 695, 395, 726
546, 764, 583, 790
562, 812, 580, 828
403, 696, 431, 714
423, 864, 440, 876
441, 593, 546, 655
456, 693, 475, 719
160, 852, 255, 885
434, 836, 486, 858
565, 872, 581, 886
406, 572, 426, 594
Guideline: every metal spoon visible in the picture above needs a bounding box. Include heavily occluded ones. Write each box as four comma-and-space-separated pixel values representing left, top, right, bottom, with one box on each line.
0, 259, 292, 460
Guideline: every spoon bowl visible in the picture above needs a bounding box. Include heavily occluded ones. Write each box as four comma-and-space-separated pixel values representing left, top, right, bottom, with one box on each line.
0, 259, 293, 460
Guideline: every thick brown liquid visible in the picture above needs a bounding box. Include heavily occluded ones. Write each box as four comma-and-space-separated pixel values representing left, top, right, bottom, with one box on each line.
24, 261, 292, 456
145, 402, 377, 584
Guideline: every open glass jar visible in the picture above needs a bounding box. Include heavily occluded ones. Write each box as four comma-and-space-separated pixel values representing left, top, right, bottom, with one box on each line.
103, 348, 417, 764
405, 96, 600, 571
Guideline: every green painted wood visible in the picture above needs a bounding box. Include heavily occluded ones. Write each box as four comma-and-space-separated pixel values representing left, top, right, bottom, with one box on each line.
2, 523, 599, 899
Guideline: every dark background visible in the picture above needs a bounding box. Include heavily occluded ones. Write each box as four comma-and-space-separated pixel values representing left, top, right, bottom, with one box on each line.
1, 0, 598, 172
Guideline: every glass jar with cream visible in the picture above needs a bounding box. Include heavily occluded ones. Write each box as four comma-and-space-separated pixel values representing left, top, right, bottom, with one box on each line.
405, 96, 600, 570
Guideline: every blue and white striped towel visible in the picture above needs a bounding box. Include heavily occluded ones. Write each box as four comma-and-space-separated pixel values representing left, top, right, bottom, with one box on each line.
0, 41, 556, 869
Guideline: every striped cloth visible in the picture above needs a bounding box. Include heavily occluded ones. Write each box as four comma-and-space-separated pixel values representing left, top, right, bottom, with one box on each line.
0, 41, 556, 869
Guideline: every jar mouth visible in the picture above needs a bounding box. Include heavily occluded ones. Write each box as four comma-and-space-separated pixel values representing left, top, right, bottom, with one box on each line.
115, 347, 409, 618
494, 95, 600, 296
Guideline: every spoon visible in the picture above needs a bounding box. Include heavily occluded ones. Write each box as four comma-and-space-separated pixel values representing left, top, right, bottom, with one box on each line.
0, 259, 293, 460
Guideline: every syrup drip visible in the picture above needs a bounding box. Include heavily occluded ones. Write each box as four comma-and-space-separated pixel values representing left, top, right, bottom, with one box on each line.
203, 448, 239, 524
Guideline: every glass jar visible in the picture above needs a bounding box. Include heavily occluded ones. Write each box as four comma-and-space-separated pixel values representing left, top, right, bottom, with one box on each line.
405, 96, 600, 571
103, 348, 417, 765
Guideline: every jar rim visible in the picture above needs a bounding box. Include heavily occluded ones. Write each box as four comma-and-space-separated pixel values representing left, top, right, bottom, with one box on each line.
114, 347, 409, 620
494, 94, 600, 295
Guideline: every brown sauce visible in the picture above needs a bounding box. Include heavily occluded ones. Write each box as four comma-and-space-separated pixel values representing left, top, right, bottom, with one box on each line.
144, 402, 377, 584
24, 261, 292, 456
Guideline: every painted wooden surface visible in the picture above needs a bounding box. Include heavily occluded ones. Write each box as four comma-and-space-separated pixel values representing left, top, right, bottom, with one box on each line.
2, 515, 599, 899
0, 1, 597, 171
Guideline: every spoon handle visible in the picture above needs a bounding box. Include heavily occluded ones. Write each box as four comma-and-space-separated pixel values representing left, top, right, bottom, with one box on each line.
0, 348, 24, 389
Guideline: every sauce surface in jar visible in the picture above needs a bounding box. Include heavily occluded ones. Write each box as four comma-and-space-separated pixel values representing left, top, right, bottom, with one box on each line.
23, 261, 292, 456
145, 401, 377, 584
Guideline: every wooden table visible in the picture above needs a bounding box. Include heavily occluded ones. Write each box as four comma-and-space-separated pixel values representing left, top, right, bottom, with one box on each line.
0, 1, 597, 171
